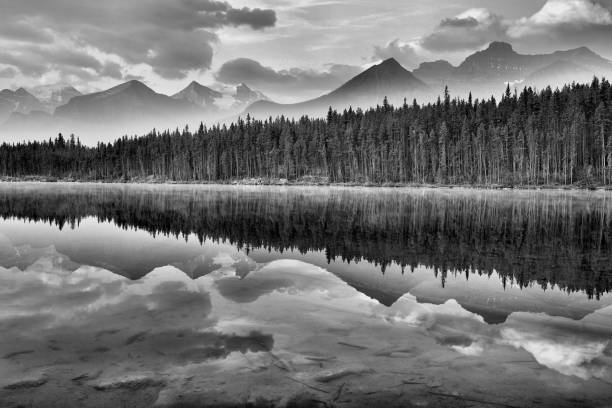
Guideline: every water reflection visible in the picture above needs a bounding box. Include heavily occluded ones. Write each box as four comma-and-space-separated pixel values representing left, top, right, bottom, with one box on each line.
0, 183, 611, 297
0, 183, 611, 407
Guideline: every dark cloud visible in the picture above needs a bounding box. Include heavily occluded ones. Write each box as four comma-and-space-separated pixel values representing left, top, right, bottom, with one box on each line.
100, 62, 124, 80
0, 21, 54, 44
216, 58, 361, 94
0, 67, 17, 79
0, 46, 105, 80
440, 16, 480, 28
421, 9, 507, 52
226, 7, 277, 30
0, 0, 277, 80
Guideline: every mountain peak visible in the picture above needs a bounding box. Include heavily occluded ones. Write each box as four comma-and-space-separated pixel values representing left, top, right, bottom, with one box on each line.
379, 57, 402, 67
107, 80, 156, 97
15, 87, 32, 96
125, 79, 149, 89
558, 46, 602, 59
187, 80, 209, 90
487, 41, 514, 53
172, 81, 222, 109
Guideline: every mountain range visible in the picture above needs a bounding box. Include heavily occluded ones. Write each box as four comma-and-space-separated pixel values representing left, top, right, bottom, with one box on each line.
248, 42, 612, 119
414, 41, 612, 94
0, 81, 270, 143
246, 57, 429, 118
1, 42, 611, 143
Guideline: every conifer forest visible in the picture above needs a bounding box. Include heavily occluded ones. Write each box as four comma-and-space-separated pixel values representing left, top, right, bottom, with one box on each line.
2, 80, 612, 186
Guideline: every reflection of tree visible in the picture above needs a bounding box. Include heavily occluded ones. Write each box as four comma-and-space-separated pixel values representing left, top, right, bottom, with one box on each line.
0, 186, 611, 298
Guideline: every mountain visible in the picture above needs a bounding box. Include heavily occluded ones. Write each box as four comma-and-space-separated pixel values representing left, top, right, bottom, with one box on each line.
172, 81, 222, 110
28, 84, 82, 112
234, 83, 269, 108
2, 80, 205, 144
328, 57, 427, 101
0, 88, 45, 122
526, 60, 595, 89
413, 60, 455, 85
413, 42, 612, 96
245, 58, 428, 118
55, 80, 199, 123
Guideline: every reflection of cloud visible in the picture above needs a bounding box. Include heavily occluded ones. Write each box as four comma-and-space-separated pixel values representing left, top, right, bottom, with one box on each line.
500, 311, 612, 380
0, 246, 213, 335
384, 297, 485, 328
215, 276, 294, 303
451, 342, 484, 357
2, 234, 612, 399
501, 327, 608, 379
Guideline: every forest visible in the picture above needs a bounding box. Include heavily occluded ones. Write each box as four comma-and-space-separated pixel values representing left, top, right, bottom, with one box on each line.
1, 78, 612, 185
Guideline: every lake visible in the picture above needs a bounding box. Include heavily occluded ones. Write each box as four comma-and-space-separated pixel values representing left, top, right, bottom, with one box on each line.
1, 183, 611, 408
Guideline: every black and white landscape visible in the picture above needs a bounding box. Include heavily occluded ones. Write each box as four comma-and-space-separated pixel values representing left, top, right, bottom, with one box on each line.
1, 1, 612, 408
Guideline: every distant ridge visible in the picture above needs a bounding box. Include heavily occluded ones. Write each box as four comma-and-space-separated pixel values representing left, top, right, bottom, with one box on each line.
413, 41, 612, 95
172, 81, 222, 110
0, 88, 45, 122
245, 57, 429, 118
55, 80, 199, 122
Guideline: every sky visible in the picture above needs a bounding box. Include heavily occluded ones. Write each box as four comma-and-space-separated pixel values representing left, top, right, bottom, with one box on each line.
2, 0, 612, 103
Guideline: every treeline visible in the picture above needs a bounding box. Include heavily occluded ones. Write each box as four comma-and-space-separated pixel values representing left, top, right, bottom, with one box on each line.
2, 78, 612, 185
0, 184, 610, 298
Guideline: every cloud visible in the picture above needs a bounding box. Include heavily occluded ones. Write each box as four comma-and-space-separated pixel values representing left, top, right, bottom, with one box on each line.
502, 0, 612, 53
226, 7, 277, 30
100, 62, 124, 80
370, 8, 508, 67
373, 1, 612, 68
215, 58, 361, 94
509, 0, 612, 37
0, 21, 54, 44
0, 0, 277, 81
421, 8, 507, 52
0, 45, 106, 81
373, 39, 421, 69
0, 67, 17, 79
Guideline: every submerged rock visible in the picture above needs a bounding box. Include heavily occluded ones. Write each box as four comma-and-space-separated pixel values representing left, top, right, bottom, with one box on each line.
4, 375, 48, 390
89, 374, 165, 391
312, 365, 374, 383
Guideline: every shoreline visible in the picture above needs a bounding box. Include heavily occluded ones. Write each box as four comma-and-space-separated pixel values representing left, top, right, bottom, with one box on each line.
2, 176, 612, 191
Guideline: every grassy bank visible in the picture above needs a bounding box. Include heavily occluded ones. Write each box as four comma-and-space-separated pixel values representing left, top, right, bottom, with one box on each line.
2, 175, 612, 191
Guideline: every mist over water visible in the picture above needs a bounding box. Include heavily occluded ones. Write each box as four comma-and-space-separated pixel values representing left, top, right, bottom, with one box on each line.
1, 183, 610, 297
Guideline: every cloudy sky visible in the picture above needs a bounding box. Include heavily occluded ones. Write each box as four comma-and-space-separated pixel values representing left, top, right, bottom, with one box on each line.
2, 0, 612, 102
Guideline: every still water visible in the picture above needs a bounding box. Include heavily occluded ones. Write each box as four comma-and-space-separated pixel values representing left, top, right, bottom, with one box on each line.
0, 183, 611, 407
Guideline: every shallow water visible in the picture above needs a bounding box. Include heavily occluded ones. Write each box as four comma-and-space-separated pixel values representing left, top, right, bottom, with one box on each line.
0, 183, 611, 407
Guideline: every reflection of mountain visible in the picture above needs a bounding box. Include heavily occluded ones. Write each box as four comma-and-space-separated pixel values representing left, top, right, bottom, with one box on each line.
0, 184, 610, 300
